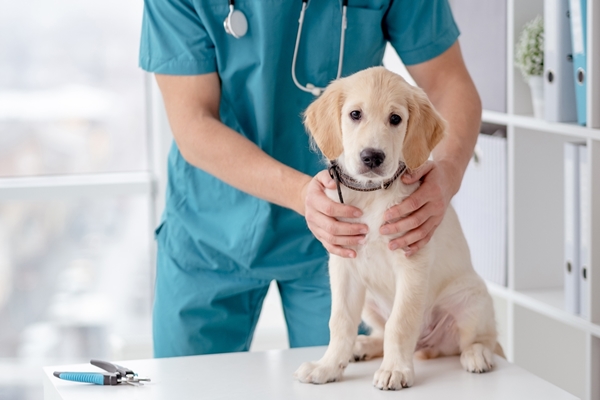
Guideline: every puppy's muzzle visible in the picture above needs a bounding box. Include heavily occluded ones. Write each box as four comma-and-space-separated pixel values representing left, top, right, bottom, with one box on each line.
360, 148, 386, 169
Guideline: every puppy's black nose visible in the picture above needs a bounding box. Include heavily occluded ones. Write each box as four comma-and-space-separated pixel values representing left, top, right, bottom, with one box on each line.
360, 148, 386, 168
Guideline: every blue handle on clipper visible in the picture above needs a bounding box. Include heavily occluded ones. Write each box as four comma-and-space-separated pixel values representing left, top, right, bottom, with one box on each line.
53, 372, 117, 385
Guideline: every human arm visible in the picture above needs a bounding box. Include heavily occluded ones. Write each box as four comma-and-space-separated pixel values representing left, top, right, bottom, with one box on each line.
155, 72, 367, 257
380, 41, 482, 256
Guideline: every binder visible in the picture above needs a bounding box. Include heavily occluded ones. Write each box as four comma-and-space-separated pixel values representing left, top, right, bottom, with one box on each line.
452, 132, 507, 286
578, 144, 589, 318
563, 143, 580, 314
544, 0, 577, 122
568, 0, 587, 125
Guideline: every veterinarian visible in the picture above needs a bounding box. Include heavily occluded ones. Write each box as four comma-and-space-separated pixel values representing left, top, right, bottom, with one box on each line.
140, 0, 482, 357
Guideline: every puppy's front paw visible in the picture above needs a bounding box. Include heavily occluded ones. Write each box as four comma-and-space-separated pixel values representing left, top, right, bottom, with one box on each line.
294, 361, 345, 384
373, 365, 414, 390
460, 343, 494, 373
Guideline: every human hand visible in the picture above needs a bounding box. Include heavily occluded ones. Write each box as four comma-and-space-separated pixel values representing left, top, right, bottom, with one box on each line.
379, 160, 461, 257
302, 170, 369, 258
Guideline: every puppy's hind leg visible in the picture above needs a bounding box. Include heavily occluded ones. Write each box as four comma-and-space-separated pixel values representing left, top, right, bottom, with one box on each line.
352, 334, 384, 362
294, 257, 365, 384
352, 297, 385, 362
455, 285, 498, 373
460, 343, 494, 373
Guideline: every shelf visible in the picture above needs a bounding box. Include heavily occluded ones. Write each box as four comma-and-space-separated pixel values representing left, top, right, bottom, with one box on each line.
478, 0, 600, 397
482, 110, 600, 139
486, 282, 600, 338
0, 172, 155, 201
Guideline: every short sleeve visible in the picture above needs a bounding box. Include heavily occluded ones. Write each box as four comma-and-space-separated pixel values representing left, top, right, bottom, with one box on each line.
139, 0, 217, 75
384, 0, 460, 66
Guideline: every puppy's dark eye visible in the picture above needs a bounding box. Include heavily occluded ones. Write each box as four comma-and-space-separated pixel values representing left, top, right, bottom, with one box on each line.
350, 110, 361, 121
390, 114, 402, 126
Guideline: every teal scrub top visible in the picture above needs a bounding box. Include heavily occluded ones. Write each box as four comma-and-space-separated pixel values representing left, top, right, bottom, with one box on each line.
139, 0, 459, 280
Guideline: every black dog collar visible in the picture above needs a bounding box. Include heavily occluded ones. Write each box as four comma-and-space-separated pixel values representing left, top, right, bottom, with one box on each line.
327, 160, 407, 204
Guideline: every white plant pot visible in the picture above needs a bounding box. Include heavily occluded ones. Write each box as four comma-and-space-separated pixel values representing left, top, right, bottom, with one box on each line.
528, 75, 544, 119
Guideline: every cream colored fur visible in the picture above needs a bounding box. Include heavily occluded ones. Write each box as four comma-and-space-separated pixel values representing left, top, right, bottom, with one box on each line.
295, 67, 499, 390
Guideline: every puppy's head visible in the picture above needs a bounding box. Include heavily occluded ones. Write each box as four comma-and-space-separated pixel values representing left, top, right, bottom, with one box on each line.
304, 67, 446, 182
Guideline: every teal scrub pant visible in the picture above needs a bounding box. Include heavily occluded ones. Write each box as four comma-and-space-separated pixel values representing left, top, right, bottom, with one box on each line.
153, 247, 332, 358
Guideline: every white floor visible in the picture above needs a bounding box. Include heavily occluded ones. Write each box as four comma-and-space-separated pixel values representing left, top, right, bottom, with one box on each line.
250, 281, 289, 352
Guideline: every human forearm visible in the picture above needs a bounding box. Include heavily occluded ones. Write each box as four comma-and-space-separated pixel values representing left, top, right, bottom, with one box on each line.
156, 73, 311, 215
179, 116, 311, 214
429, 76, 481, 196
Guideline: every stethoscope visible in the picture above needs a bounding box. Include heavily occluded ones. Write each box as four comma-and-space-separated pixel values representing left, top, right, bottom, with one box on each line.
224, 0, 348, 96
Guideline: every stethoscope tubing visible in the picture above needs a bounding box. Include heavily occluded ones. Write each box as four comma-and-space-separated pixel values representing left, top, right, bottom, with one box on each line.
291, 0, 347, 96
225, 0, 348, 96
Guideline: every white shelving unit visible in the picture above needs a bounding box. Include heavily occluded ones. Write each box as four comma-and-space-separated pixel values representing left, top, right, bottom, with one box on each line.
481, 1, 600, 399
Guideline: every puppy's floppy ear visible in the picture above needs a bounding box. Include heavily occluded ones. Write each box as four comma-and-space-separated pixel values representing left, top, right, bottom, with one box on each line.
403, 88, 446, 170
303, 80, 345, 160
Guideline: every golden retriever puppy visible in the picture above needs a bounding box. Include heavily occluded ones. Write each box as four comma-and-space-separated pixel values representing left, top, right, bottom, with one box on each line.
294, 67, 500, 390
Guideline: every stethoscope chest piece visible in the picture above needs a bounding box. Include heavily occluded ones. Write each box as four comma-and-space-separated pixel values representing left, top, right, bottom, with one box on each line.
223, 0, 347, 95
224, 4, 248, 38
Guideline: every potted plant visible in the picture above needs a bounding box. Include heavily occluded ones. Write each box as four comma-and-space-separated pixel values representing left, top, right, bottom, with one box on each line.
515, 15, 544, 118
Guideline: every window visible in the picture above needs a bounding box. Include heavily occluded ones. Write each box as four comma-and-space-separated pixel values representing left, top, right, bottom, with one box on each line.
0, 0, 147, 177
0, 1, 159, 399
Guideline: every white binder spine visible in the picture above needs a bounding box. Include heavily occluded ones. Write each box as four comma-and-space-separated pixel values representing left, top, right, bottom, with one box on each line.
452, 133, 507, 286
564, 143, 580, 314
578, 144, 589, 318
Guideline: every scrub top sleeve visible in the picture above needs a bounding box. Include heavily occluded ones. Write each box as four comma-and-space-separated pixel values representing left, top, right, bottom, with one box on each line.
139, 0, 217, 75
384, 0, 460, 66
